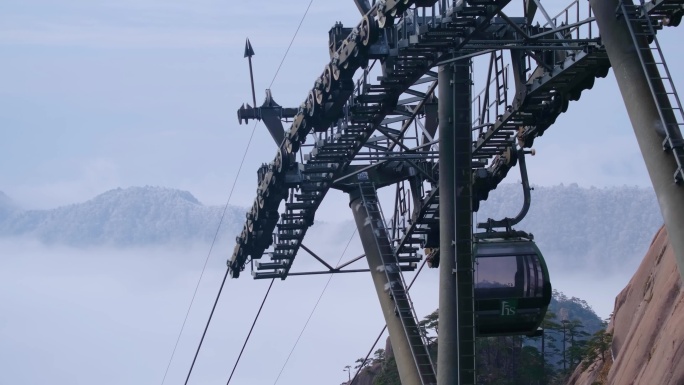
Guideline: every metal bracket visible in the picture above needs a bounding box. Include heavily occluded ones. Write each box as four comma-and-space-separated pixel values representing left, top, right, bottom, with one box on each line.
477, 147, 534, 232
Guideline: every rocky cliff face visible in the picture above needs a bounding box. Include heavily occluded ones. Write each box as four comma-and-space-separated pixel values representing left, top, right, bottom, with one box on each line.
568, 226, 684, 385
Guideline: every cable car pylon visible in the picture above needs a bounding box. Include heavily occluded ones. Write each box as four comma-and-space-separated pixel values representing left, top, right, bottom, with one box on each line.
220, 1, 684, 384
591, 0, 684, 282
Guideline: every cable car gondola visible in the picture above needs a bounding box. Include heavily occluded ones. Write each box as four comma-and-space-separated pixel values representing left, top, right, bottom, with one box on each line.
472, 147, 551, 337
473, 232, 551, 337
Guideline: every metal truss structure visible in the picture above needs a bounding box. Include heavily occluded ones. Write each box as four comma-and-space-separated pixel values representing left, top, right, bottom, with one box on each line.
226, 0, 684, 383
230, 0, 682, 280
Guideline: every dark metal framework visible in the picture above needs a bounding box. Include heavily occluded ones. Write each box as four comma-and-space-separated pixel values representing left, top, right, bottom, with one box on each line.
226, 0, 684, 384
230, 0, 682, 280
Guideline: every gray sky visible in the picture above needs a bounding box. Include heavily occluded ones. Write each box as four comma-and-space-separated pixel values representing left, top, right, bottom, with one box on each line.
1, 0, 680, 384
2, 0, 682, 211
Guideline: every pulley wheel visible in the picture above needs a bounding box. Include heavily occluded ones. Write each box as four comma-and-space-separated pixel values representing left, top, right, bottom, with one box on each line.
360, 15, 378, 46
324, 65, 336, 93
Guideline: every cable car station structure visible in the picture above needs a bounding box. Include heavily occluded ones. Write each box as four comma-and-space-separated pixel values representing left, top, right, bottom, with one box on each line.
228, 1, 684, 384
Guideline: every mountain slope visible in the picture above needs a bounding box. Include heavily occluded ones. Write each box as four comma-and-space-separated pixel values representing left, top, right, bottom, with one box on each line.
0, 186, 244, 246
478, 183, 662, 272
0, 184, 662, 256
567, 226, 684, 385
0, 191, 19, 219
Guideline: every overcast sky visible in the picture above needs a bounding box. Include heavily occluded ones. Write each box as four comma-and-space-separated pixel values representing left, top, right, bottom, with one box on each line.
2, 0, 682, 211
1, 0, 681, 384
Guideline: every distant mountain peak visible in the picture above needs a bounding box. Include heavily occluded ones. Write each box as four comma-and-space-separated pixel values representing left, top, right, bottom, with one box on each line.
0, 186, 243, 246
0, 190, 14, 202
92, 186, 202, 206
0, 191, 19, 218
0, 183, 661, 259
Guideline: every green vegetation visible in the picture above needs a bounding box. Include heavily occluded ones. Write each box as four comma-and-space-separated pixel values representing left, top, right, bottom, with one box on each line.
344, 291, 613, 385
581, 322, 613, 370
372, 357, 400, 385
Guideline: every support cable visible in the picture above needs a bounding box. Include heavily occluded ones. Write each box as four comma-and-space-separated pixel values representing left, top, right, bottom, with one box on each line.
226, 278, 276, 384
183, 268, 229, 385
174, 1, 318, 383
268, 0, 316, 89
349, 258, 429, 384
272, 228, 357, 385
351, 325, 387, 384
160, 120, 259, 385
181, 119, 261, 385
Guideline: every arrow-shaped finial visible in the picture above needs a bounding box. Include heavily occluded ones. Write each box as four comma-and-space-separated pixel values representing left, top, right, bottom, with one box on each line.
244, 38, 258, 108
244, 38, 255, 58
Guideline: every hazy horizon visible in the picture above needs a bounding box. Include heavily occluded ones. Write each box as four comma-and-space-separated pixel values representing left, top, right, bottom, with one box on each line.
0, 180, 659, 211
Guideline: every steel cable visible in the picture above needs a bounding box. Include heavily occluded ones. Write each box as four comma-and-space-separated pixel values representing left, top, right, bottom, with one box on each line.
160, 118, 259, 385
182, 268, 229, 385
180, 118, 260, 384
172, 0, 318, 382
272, 228, 357, 384
268, 0, 316, 89
226, 278, 276, 384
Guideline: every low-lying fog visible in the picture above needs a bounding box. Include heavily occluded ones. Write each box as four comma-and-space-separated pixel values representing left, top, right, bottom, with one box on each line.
0, 224, 634, 385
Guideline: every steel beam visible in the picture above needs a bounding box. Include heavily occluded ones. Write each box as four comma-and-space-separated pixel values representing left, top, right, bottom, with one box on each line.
349, 192, 424, 385
590, 0, 684, 281
437, 60, 475, 385
437, 63, 458, 385
453, 61, 476, 385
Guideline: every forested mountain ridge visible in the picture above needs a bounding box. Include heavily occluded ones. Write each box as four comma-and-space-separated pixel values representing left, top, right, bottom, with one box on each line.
477, 183, 662, 272
0, 191, 19, 219
0, 184, 661, 256
0, 186, 244, 246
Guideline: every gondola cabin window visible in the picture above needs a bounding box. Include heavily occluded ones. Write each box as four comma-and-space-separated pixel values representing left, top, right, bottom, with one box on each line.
475, 254, 545, 300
